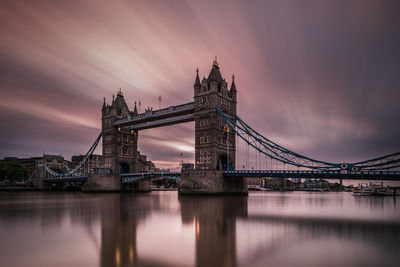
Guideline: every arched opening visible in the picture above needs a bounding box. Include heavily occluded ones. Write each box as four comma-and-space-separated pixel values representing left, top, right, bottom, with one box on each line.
217, 154, 228, 171
120, 162, 130, 174
216, 153, 233, 171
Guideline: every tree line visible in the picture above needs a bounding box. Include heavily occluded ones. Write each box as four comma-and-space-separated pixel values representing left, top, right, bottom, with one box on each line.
0, 161, 29, 181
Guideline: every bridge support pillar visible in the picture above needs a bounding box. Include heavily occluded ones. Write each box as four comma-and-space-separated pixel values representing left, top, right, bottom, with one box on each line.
179, 170, 247, 195
82, 173, 151, 192
82, 173, 121, 192
122, 178, 151, 192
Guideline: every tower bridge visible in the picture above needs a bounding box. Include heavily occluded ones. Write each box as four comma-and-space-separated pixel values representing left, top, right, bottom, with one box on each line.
35, 58, 400, 193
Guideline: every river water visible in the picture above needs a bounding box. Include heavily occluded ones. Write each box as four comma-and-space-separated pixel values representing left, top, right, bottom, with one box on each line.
0, 191, 399, 267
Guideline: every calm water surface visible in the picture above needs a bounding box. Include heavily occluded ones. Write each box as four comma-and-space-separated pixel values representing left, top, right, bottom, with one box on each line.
0, 191, 399, 267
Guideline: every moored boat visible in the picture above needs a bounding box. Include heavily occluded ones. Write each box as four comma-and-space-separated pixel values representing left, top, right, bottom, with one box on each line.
352, 185, 374, 196
352, 188, 363, 196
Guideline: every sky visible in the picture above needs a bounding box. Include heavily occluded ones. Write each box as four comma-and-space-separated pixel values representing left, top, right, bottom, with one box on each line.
0, 0, 399, 170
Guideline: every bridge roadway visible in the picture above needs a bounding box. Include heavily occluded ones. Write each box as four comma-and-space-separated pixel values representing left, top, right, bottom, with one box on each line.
224, 170, 400, 180
113, 102, 194, 130
43, 169, 400, 184
121, 172, 181, 184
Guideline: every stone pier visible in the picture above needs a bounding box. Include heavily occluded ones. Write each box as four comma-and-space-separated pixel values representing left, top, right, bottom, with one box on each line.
82, 174, 121, 192
82, 174, 150, 192
179, 170, 247, 195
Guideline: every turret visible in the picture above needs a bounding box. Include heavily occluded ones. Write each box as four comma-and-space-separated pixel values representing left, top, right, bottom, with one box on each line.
133, 101, 138, 115
194, 68, 201, 96
102, 97, 107, 114
230, 74, 237, 101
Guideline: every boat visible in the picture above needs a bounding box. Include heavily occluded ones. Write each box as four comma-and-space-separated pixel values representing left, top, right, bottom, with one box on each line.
352, 188, 363, 196
352, 186, 374, 196
352, 182, 399, 197
377, 188, 400, 197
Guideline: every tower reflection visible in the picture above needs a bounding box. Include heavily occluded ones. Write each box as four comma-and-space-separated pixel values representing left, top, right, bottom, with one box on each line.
98, 194, 247, 267
99, 194, 156, 267
179, 195, 248, 267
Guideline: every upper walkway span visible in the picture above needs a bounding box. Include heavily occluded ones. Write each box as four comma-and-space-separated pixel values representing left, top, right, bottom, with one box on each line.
113, 102, 194, 130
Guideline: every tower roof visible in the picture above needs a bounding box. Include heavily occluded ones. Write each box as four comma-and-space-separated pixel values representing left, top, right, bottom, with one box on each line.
207, 57, 223, 82
114, 89, 129, 111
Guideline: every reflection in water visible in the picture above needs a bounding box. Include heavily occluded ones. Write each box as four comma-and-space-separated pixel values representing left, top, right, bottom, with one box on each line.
179, 195, 248, 267
0, 192, 399, 267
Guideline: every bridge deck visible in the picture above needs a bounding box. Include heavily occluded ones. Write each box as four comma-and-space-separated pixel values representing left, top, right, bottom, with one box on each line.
224, 170, 400, 180
42, 169, 400, 184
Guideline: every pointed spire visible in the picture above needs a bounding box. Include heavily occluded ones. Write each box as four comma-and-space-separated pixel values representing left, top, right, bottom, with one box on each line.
212, 56, 219, 68
133, 101, 138, 114
111, 94, 116, 107
102, 97, 106, 109
194, 68, 201, 87
117, 88, 123, 97
230, 74, 236, 92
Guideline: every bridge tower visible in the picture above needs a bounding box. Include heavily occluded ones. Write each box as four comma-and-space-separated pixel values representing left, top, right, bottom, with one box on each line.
180, 58, 247, 194
194, 57, 237, 171
83, 89, 151, 192
101, 89, 138, 175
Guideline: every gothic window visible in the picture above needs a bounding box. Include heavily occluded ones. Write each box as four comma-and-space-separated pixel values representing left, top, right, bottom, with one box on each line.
199, 150, 204, 163
200, 136, 209, 144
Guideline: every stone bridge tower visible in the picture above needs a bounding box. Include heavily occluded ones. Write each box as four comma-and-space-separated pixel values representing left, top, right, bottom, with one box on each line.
101, 89, 138, 175
180, 58, 247, 194
194, 57, 237, 171
83, 90, 151, 192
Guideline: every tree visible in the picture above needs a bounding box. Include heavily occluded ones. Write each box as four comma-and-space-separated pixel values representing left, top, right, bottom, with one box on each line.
0, 161, 29, 181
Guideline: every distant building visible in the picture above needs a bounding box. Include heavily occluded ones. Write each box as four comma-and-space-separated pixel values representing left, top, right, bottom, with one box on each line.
247, 177, 263, 187
1, 151, 159, 178
265, 178, 293, 191
292, 177, 301, 183
1, 154, 68, 177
